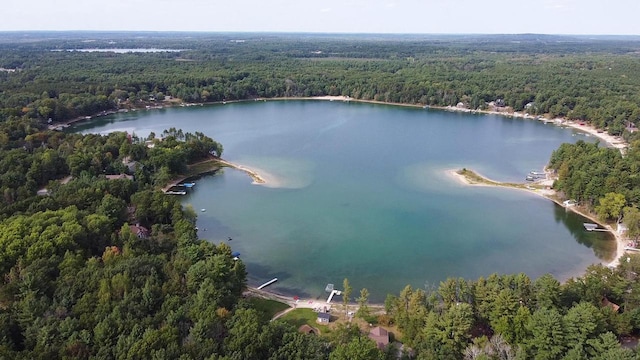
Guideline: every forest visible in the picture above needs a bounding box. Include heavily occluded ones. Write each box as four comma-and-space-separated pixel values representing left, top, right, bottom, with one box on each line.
2, 32, 640, 359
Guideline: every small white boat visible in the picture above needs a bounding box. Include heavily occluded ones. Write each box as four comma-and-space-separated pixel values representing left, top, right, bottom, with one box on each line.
201, 208, 206, 212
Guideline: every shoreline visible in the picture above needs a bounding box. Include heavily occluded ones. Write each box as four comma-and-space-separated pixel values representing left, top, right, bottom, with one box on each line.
57, 95, 626, 152
245, 286, 386, 312
448, 168, 627, 270
139, 96, 627, 308
268, 96, 627, 150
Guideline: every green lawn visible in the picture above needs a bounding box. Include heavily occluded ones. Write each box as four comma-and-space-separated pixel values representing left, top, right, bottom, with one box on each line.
278, 308, 331, 333
248, 298, 291, 319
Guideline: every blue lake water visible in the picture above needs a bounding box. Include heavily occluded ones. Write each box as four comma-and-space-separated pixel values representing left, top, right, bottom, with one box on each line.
73, 100, 615, 301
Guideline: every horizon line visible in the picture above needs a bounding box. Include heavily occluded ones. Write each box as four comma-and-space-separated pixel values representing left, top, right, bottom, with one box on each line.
0, 30, 639, 38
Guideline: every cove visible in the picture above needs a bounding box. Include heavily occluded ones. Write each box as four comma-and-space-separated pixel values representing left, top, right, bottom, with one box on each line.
72, 100, 615, 302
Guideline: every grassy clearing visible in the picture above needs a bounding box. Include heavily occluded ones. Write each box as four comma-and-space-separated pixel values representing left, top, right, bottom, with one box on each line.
278, 308, 331, 333
249, 298, 290, 319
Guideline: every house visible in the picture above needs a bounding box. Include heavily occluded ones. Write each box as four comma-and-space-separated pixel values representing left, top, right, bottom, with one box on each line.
602, 297, 620, 313
129, 224, 150, 239
618, 222, 628, 235
368, 326, 390, 349
105, 174, 134, 181
317, 312, 330, 324
122, 156, 143, 173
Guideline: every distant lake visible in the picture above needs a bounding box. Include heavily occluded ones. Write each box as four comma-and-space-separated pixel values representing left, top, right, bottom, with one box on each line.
53, 48, 183, 53
73, 100, 615, 302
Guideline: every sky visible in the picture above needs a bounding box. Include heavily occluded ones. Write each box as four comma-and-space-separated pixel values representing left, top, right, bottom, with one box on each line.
3, 0, 639, 35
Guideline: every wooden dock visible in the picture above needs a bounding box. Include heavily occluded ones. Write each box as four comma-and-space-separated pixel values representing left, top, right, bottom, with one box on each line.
583, 223, 609, 232
257, 278, 278, 290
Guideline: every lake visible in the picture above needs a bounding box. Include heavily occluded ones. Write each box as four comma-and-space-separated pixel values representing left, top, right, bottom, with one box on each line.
72, 100, 615, 301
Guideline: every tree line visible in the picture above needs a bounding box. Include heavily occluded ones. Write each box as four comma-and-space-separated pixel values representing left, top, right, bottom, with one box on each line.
2, 33, 640, 139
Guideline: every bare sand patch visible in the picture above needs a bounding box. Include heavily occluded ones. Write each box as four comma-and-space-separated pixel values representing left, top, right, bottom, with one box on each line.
216, 159, 284, 188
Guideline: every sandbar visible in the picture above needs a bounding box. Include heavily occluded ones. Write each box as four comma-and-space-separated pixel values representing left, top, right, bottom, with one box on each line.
216, 158, 286, 188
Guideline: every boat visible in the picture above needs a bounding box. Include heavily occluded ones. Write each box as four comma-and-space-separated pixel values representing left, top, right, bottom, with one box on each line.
201, 208, 206, 212
178, 182, 195, 188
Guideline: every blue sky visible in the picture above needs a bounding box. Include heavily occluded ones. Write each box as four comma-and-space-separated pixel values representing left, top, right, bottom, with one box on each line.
3, 0, 639, 35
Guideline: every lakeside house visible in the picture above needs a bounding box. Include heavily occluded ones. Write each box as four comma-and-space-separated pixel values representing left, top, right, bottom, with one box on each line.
122, 156, 143, 173
618, 222, 628, 235
129, 224, 150, 239
368, 326, 390, 349
317, 312, 330, 324
602, 297, 620, 313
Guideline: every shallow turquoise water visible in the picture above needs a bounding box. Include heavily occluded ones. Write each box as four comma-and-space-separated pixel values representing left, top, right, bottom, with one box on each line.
73, 101, 614, 301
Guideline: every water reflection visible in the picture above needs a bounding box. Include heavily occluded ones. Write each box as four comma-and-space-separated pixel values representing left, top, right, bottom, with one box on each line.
553, 204, 616, 261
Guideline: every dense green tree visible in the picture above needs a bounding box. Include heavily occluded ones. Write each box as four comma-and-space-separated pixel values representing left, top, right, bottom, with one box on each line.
596, 193, 626, 223
329, 336, 384, 360
343, 278, 352, 316
356, 288, 371, 320
533, 274, 561, 310
623, 206, 640, 241
525, 308, 566, 360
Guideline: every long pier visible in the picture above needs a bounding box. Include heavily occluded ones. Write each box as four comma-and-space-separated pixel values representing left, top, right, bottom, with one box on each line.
257, 278, 278, 290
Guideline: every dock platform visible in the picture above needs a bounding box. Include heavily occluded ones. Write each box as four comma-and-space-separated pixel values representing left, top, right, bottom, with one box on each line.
327, 289, 342, 303
257, 278, 278, 290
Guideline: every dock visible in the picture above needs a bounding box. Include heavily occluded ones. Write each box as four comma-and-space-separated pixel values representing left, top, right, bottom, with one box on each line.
584, 223, 607, 232
257, 278, 278, 290
326, 289, 342, 304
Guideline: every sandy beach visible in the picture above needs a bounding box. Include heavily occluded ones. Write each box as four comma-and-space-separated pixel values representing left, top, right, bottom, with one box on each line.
555, 119, 627, 150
